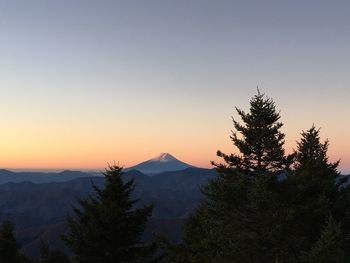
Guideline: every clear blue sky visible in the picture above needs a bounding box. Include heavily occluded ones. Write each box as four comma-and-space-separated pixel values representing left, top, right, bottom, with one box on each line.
0, 0, 349, 172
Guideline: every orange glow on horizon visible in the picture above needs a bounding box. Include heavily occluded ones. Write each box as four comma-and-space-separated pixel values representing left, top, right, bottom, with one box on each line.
0, 136, 349, 173
0, 108, 349, 173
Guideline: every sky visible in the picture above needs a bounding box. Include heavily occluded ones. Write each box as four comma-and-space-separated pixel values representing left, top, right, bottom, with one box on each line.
0, 0, 349, 173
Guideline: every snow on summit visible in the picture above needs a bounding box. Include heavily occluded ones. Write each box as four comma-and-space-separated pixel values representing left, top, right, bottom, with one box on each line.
128, 153, 194, 175
150, 153, 176, 162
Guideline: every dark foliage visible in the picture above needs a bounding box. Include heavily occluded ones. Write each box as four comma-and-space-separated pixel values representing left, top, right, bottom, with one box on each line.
284, 126, 350, 262
38, 243, 71, 263
215, 90, 294, 174
160, 91, 293, 262
160, 91, 350, 263
0, 221, 27, 263
62, 165, 157, 263
301, 215, 348, 263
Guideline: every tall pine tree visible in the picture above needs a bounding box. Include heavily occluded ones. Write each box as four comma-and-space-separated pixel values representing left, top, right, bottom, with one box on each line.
163, 91, 294, 263
62, 165, 157, 263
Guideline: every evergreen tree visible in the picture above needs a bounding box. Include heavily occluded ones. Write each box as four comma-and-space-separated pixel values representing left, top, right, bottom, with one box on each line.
285, 126, 350, 261
0, 221, 26, 263
160, 92, 350, 263
162, 91, 294, 263
62, 165, 157, 263
295, 125, 339, 171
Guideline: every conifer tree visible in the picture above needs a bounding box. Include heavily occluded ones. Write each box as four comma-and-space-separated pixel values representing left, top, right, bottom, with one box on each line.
285, 126, 350, 260
295, 125, 339, 171
162, 91, 294, 263
216, 89, 293, 173
62, 165, 157, 263
161, 93, 350, 263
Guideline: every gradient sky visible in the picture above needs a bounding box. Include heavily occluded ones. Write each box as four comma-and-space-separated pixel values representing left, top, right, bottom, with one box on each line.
0, 0, 349, 173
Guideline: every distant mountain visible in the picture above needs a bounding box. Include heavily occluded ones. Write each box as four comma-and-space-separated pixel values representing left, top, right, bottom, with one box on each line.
0, 153, 194, 183
0, 169, 99, 184
127, 153, 194, 175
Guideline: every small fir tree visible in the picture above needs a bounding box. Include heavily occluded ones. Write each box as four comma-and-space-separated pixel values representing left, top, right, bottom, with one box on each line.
285, 126, 350, 260
295, 125, 339, 171
62, 165, 157, 263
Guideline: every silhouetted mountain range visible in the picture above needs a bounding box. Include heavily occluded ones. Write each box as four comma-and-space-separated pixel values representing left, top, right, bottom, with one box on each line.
0, 169, 99, 184
0, 167, 217, 258
0, 153, 194, 183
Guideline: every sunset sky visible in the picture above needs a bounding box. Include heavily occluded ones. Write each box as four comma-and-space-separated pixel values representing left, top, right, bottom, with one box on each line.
0, 0, 349, 173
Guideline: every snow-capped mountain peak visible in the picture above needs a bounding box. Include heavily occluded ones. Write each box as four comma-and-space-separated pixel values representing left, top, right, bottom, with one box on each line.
150, 153, 176, 162
128, 153, 194, 175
